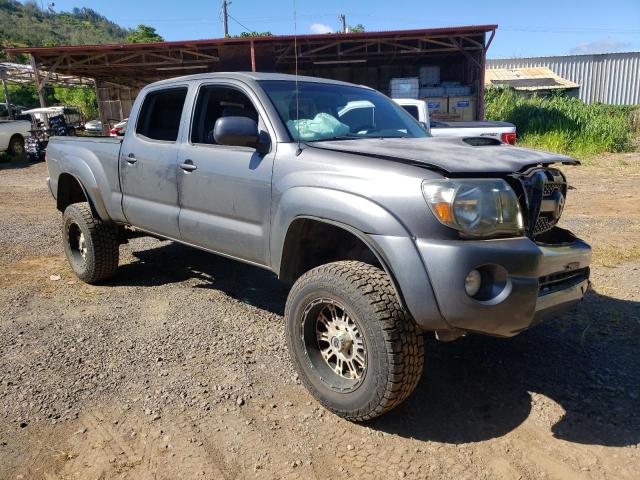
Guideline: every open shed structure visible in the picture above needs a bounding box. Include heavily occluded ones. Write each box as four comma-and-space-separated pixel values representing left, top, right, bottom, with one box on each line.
5, 25, 496, 130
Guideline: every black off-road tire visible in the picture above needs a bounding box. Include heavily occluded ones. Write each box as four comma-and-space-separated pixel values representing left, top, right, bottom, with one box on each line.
285, 260, 424, 421
62, 202, 119, 283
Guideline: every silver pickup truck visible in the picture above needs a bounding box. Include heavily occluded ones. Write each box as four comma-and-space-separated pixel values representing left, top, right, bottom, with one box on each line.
45, 72, 591, 421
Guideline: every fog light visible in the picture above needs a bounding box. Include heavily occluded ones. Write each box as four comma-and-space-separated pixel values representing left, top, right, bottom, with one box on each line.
464, 270, 482, 297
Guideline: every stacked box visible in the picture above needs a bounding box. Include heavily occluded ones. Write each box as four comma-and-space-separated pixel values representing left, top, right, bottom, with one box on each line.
444, 85, 472, 96
425, 97, 448, 115
419, 86, 445, 97
390, 77, 419, 99
448, 96, 476, 121
419, 65, 440, 86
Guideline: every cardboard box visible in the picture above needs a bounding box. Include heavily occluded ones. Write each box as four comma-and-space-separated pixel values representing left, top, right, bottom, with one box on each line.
448, 96, 476, 121
424, 97, 448, 115
431, 113, 462, 122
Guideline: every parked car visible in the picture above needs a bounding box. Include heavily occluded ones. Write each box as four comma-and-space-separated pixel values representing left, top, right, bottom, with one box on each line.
394, 98, 518, 144
0, 119, 31, 155
45, 72, 591, 421
109, 118, 127, 137
0, 103, 26, 121
84, 119, 103, 132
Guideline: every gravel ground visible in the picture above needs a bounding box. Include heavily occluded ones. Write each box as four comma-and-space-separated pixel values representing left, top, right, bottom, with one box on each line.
0, 156, 639, 480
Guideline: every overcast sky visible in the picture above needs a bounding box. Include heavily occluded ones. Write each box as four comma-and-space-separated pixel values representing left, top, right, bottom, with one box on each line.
33, 0, 640, 58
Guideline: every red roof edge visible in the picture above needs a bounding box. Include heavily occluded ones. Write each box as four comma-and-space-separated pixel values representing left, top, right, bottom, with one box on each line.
4, 24, 498, 55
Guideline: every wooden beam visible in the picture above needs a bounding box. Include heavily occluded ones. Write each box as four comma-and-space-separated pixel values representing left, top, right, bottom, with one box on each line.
448, 37, 482, 69
29, 56, 46, 108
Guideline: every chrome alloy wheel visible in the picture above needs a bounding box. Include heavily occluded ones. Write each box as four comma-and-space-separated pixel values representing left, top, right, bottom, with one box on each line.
305, 298, 366, 381
78, 231, 87, 260
67, 221, 88, 264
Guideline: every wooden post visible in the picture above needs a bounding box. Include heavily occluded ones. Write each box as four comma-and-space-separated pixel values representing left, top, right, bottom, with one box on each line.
250, 40, 256, 72
478, 42, 486, 121
94, 80, 109, 136
1, 70, 14, 119
30, 56, 46, 108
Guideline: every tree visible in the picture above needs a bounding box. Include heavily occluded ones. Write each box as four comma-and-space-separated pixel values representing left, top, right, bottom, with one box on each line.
335, 24, 366, 34
126, 24, 163, 43
236, 31, 273, 38
52, 86, 98, 119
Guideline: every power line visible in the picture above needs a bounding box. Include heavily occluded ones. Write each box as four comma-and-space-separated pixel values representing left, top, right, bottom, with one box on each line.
227, 12, 253, 33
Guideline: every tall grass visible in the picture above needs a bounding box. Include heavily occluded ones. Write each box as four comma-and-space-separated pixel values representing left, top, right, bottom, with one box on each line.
485, 88, 638, 158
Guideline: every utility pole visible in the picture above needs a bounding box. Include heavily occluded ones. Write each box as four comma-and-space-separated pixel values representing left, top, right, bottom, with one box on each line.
222, 0, 229, 37
338, 14, 347, 33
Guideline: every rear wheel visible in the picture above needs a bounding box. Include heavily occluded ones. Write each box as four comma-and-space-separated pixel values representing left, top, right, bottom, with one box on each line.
62, 203, 119, 283
8, 135, 25, 157
285, 261, 424, 421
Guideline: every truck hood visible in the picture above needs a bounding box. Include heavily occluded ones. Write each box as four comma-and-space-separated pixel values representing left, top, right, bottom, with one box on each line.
309, 136, 578, 174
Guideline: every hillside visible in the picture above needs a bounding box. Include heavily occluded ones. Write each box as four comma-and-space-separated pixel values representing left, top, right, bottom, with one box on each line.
0, 0, 130, 61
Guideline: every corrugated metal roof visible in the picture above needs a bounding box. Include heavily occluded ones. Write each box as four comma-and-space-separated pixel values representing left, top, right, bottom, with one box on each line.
487, 51, 640, 105
5, 24, 497, 55
485, 67, 579, 91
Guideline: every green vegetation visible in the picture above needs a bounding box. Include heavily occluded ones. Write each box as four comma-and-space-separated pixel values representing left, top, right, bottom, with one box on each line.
52, 86, 98, 118
1, 83, 97, 119
234, 31, 273, 38
0, 1, 164, 117
127, 24, 164, 43
0, 0, 131, 61
485, 88, 638, 158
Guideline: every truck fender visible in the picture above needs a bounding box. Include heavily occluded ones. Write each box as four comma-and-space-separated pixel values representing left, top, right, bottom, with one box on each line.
271, 186, 407, 271
58, 157, 110, 221
271, 186, 447, 331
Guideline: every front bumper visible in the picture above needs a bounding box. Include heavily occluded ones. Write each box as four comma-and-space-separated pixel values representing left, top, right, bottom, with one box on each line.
415, 233, 591, 337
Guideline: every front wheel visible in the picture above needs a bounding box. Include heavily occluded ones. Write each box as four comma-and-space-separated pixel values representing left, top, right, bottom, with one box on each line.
285, 261, 424, 421
62, 203, 119, 283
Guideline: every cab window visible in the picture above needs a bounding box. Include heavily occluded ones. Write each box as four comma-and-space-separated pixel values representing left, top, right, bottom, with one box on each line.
136, 87, 188, 141
190, 85, 259, 145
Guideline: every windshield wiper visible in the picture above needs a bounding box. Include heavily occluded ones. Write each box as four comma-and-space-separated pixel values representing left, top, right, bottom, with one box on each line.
307, 134, 363, 142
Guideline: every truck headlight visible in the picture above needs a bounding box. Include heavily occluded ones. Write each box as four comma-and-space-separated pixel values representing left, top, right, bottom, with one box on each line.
422, 179, 524, 238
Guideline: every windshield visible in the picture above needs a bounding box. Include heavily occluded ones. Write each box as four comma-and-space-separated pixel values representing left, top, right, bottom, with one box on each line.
259, 80, 428, 142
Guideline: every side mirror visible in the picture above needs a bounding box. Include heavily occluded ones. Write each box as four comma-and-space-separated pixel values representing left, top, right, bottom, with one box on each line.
214, 116, 261, 149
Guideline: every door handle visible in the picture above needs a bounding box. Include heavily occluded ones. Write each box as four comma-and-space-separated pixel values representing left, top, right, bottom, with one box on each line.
125, 153, 137, 164
180, 159, 197, 172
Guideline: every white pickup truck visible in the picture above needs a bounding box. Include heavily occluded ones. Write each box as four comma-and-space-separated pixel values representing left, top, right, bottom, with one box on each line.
0, 120, 31, 156
394, 98, 517, 145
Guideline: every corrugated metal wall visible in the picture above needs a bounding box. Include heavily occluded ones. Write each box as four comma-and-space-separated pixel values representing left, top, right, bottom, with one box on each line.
487, 52, 640, 105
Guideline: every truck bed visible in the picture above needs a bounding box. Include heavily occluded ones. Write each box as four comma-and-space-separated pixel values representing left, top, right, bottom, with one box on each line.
430, 120, 514, 129
46, 135, 125, 223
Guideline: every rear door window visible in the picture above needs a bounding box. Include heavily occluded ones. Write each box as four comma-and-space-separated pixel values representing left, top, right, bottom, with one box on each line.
136, 87, 188, 141
402, 105, 420, 121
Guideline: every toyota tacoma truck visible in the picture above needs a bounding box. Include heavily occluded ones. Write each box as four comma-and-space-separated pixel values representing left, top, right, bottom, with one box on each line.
45, 72, 591, 421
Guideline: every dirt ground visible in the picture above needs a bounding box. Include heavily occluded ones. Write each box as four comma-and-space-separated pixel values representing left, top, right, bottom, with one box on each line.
1, 153, 638, 480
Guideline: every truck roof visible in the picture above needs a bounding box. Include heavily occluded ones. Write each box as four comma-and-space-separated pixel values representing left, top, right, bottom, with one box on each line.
146, 71, 362, 89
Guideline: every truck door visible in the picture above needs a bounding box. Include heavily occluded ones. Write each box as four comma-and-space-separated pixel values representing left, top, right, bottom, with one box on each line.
120, 86, 188, 239
177, 82, 275, 266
